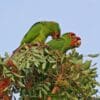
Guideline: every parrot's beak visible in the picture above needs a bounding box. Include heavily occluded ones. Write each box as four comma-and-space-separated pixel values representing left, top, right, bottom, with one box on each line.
52, 32, 60, 39
70, 36, 81, 47
75, 37, 81, 47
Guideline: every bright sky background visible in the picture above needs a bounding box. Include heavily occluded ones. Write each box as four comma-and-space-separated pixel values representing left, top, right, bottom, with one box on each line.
0, 0, 100, 96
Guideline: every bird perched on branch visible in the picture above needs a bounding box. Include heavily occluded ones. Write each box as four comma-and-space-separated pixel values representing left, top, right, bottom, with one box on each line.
20, 21, 61, 45
47, 32, 81, 53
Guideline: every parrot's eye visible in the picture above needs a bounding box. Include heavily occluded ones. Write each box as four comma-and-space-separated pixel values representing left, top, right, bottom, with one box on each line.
56, 32, 60, 37
68, 32, 76, 38
52, 32, 60, 39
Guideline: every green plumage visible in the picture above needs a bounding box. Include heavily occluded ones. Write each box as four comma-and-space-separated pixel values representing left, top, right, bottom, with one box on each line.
47, 33, 81, 53
20, 21, 60, 45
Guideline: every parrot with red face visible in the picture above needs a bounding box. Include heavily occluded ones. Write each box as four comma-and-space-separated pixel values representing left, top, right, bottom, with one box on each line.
47, 32, 81, 53
12, 21, 61, 55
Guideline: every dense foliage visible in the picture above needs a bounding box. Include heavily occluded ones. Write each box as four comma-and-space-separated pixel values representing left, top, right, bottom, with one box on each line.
0, 44, 99, 100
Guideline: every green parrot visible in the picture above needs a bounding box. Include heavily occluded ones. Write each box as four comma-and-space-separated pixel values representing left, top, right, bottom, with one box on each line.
47, 32, 81, 53
20, 21, 61, 45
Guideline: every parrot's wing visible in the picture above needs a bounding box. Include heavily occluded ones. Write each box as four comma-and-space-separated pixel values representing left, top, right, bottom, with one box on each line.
20, 24, 42, 45
31, 26, 50, 43
47, 38, 65, 50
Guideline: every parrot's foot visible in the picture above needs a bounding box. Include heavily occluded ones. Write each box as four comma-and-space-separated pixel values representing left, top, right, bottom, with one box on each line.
33, 42, 41, 47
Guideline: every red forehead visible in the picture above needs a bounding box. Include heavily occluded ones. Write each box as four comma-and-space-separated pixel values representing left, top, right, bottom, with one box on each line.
67, 32, 76, 38
69, 32, 76, 36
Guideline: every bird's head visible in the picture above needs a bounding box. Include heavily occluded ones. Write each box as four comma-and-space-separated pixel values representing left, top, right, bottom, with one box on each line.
45, 21, 61, 39
62, 32, 81, 48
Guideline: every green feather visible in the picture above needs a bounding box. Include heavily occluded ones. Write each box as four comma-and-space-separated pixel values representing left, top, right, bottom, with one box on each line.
20, 21, 60, 45
47, 33, 73, 53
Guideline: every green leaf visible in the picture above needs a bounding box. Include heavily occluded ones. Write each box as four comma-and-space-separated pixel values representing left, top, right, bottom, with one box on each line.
46, 82, 51, 86
73, 73, 80, 81
82, 69, 90, 75
26, 62, 30, 68
52, 64, 57, 69
34, 61, 40, 67
4, 52, 9, 58
44, 48, 50, 54
42, 62, 46, 70
83, 60, 91, 69
43, 84, 50, 91
13, 73, 24, 78
18, 81, 25, 87
41, 88, 48, 95
88, 54, 100, 58
76, 59, 83, 64
39, 90, 42, 98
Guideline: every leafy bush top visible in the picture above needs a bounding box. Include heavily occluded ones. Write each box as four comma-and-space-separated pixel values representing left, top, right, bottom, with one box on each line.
0, 44, 99, 99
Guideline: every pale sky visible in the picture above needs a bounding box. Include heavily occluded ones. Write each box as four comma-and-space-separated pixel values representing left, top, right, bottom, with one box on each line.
0, 0, 100, 96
